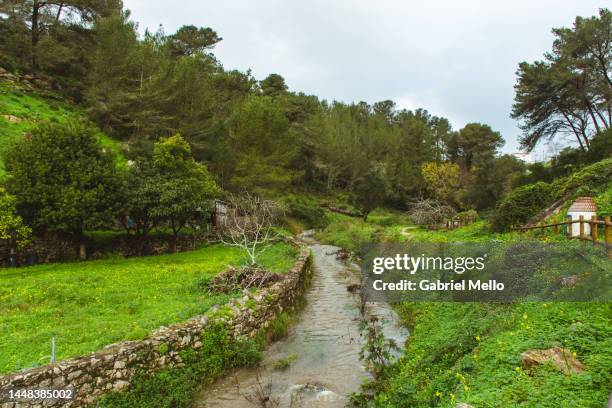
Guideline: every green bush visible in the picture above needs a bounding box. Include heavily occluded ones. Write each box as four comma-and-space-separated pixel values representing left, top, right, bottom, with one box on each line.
595, 183, 612, 218
491, 182, 553, 231
284, 195, 329, 229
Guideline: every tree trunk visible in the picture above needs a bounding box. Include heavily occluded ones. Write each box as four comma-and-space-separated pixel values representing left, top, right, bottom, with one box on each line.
55, 2, 64, 22
31, 2, 41, 70
561, 111, 586, 151
586, 100, 602, 134
170, 235, 177, 253
79, 243, 87, 260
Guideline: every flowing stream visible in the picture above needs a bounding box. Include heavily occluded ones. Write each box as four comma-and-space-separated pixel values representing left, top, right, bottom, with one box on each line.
196, 232, 408, 407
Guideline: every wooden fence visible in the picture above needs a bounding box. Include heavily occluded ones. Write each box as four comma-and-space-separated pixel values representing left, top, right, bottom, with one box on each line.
510, 216, 612, 258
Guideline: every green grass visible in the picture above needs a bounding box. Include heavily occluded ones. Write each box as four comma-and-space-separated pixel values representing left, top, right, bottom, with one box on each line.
0, 82, 126, 178
408, 220, 510, 242
369, 302, 611, 407
315, 207, 611, 407
0, 242, 297, 374
316, 209, 414, 252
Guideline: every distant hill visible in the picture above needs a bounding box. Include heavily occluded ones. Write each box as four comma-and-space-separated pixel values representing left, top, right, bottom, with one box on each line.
0, 81, 126, 178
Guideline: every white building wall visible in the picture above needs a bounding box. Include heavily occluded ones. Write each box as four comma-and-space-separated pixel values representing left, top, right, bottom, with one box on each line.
567, 211, 596, 237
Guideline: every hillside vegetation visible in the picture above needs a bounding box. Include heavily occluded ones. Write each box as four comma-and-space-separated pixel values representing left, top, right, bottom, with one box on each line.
371, 301, 611, 407
0, 82, 126, 177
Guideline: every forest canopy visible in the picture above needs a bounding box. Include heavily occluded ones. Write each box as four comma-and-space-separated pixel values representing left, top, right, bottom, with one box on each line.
0, 2, 609, 235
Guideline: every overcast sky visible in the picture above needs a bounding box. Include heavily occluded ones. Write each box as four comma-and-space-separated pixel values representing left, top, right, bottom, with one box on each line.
122, 0, 605, 156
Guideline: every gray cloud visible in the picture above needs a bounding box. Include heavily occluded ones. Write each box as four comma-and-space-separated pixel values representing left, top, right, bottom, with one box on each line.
123, 0, 605, 155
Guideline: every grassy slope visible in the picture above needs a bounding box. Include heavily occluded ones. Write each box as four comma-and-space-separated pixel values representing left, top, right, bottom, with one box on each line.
0, 81, 126, 177
317, 209, 611, 407
382, 301, 611, 408
0, 242, 297, 374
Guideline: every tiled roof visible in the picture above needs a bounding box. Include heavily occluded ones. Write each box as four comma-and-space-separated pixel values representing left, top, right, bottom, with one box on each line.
568, 197, 597, 213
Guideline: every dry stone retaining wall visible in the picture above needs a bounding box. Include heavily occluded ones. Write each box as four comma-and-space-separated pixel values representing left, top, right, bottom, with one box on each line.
0, 249, 311, 407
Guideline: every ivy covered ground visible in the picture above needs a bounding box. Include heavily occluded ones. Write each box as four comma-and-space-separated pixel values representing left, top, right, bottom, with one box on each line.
371, 302, 611, 407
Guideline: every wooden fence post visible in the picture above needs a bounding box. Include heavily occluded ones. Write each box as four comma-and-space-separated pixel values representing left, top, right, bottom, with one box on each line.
579, 215, 584, 238
529, 225, 534, 239
554, 223, 558, 235
541, 222, 546, 240
605, 216, 611, 259
568, 220, 573, 238
591, 215, 598, 244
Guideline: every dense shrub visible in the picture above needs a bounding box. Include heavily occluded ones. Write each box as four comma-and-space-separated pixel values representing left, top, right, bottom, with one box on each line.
284, 195, 329, 229
4, 120, 124, 253
491, 182, 553, 231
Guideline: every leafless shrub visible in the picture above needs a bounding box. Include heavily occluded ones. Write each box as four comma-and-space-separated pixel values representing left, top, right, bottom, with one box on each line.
206, 265, 283, 294
239, 371, 280, 408
407, 198, 456, 227
219, 192, 284, 265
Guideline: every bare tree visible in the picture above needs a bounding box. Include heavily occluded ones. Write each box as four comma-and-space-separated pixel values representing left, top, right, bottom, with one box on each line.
219, 193, 283, 265
407, 198, 456, 227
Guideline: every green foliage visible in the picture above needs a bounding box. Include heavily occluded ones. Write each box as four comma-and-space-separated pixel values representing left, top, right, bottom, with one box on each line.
4, 120, 124, 239
491, 182, 553, 231
149, 135, 220, 244
0, 0, 122, 95
283, 195, 329, 229
462, 154, 525, 210
447, 123, 504, 170
512, 9, 611, 152
421, 161, 461, 206
273, 353, 298, 371
316, 214, 379, 253
268, 311, 293, 342
260, 73, 288, 97
0, 241, 296, 374
409, 220, 512, 243
0, 83, 125, 177
121, 134, 221, 252
551, 157, 612, 200
0, 187, 31, 249
352, 168, 390, 221
594, 182, 612, 218
97, 324, 262, 408
167, 25, 221, 57
365, 302, 611, 408
453, 210, 478, 224
228, 95, 300, 193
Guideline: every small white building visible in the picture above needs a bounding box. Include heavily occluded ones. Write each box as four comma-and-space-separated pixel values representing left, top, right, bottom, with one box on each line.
567, 197, 597, 237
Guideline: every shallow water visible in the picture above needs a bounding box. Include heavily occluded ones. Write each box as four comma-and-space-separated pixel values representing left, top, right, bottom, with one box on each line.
196, 236, 407, 407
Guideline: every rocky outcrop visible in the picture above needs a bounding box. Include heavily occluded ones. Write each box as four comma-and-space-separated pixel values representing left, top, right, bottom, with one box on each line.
0, 67, 54, 90
520, 347, 585, 374
0, 249, 311, 407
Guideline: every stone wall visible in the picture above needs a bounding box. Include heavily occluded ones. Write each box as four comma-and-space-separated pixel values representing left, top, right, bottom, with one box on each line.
0, 249, 311, 408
